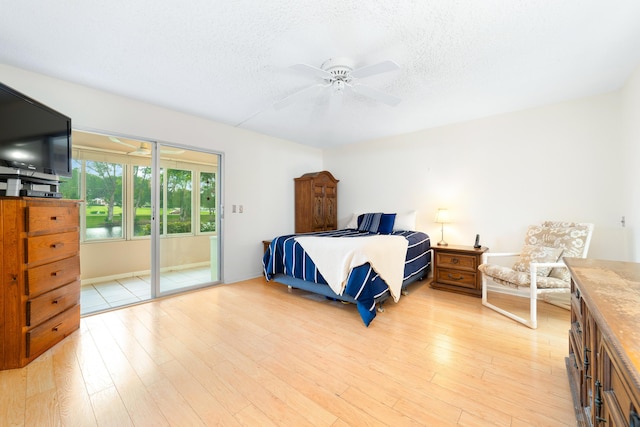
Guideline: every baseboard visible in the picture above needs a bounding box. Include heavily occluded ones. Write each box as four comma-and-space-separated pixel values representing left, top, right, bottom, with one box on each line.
81, 261, 210, 286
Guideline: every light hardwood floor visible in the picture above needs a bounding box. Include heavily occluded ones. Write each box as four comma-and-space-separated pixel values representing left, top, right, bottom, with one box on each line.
0, 277, 576, 426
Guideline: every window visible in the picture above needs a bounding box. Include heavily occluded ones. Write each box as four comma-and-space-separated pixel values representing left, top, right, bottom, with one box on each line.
60, 159, 124, 241
200, 172, 216, 232
133, 165, 152, 237
161, 167, 192, 235
59, 134, 217, 242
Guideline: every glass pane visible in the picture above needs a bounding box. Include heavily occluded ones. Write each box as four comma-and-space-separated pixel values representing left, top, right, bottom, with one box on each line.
59, 158, 81, 200
85, 160, 123, 240
71, 130, 152, 317
159, 147, 220, 294
133, 165, 152, 237
165, 168, 192, 234
200, 172, 216, 233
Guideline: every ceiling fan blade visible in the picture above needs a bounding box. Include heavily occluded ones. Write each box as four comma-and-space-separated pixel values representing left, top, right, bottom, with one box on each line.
290, 64, 333, 80
273, 83, 326, 110
109, 136, 137, 148
351, 84, 401, 106
351, 60, 400, 79
161, 148, 185, 155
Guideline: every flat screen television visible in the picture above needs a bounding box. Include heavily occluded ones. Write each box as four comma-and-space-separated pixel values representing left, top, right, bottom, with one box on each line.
0, 82, 72, 183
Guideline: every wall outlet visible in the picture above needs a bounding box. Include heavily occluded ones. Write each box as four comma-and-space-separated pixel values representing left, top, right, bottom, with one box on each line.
239, 205, 243, 213
232, 205, 237, 213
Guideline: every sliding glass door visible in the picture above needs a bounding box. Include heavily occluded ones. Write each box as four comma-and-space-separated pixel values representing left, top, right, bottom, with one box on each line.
63, 130, 222, 314
156, 144, 221, 295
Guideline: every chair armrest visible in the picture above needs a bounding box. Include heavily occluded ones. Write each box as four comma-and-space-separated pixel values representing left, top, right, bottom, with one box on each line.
482, 252, 520, 263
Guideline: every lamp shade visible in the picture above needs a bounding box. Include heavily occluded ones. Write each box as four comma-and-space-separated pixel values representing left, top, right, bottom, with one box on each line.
434, 208, 451, 224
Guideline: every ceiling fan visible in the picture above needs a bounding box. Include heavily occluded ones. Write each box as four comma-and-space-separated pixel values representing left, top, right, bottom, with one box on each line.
109, 137, 185, 156
273, 57, 402, 110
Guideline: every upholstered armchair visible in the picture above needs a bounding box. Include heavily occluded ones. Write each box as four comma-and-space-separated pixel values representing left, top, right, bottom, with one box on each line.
479, 221, 594, 329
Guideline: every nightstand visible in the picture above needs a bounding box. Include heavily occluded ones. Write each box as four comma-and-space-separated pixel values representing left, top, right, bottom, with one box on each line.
431, 244, 488, 297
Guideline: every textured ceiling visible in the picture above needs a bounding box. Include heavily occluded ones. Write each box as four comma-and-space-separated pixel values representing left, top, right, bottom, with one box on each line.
1, 1, 640, 148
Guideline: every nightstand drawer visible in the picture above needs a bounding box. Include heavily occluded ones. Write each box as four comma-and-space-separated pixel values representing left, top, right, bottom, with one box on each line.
435, 268, 477, 289
436, 252, 477, 271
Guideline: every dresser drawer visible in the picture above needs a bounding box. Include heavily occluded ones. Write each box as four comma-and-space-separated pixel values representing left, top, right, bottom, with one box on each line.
436, 252, 477, 271
26, 231, 79, 266
435, 268, 477, 289
601, 340, 640, 426
26, 281, 80, 327
27, 205, 79, 235
26, 305, 80, 359
26, 255, 80, 297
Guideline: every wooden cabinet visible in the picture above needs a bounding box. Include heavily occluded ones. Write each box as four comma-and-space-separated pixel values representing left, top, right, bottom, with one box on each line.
0, 197, 81, 370
294, 171, 338, 234
565, 258, 640, 427
431, 245, 487, 296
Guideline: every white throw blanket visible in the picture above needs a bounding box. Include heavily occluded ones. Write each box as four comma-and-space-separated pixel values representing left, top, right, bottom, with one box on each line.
294, 235, 409, 302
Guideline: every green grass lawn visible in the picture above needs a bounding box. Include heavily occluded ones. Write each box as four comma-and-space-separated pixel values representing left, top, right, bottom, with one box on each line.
85, 206, 214, 229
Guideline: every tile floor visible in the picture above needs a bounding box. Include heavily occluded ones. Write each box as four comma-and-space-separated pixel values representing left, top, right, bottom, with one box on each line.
80, 266, 212, 315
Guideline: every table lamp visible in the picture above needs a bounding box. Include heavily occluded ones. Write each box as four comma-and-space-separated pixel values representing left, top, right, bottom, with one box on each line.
434, 208, 451, 246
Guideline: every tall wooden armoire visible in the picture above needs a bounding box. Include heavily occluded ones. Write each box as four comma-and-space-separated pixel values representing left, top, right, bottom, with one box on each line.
294, 171, 339, 233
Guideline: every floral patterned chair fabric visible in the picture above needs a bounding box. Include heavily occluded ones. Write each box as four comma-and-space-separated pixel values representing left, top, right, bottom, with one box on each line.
479, 222, 594, 329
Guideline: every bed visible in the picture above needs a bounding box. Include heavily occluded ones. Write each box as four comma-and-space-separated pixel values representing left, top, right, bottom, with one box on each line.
262, 213, 431, 326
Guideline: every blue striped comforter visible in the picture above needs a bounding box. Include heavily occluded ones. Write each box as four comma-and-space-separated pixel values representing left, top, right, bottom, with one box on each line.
263, 229, 431, 326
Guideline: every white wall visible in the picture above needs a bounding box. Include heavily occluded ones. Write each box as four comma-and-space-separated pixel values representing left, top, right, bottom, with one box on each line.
0, 63, 323, 282
4, 61, 638, 284
325, 91, 632, 262
621, 65, 640, 261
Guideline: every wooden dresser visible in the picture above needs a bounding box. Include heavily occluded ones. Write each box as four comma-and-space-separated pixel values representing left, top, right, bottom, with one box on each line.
294, 171, 338, 234
0, 197, 81, 370
565, 258, 640, 426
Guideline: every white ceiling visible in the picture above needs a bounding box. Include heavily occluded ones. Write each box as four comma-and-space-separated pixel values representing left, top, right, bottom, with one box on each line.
2, 1, 640, 148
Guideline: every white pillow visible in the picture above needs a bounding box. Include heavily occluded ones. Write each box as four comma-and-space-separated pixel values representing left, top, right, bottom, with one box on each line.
345, 213, 359, 229
393, 211, 416, 231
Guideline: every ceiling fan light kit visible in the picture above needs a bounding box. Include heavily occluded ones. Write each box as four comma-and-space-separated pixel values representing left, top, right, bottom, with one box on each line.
274, 57, 401, 110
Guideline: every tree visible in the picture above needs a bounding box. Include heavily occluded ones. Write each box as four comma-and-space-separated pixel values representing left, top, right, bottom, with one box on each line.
166, 169, 192, 222
201, 172, 216, 218
86, 161, 122, 224
59, 160, 81, 200
133, 165, 152, 209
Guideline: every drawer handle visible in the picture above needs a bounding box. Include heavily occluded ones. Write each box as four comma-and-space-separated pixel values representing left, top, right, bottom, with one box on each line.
52, 323, 63, 332
451, 258, 459, 264
447, 273, 464, 281
50, 216, 59, 221
584, 347, 591, 379
50, 242, 64, 249
51, 270, 61, 277
52, 299, 59, 305
594, 380, 606, 424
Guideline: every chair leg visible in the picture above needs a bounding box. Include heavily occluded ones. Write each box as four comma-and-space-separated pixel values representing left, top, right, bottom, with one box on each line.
481, 275, 538, 329
529, 279, 537, 329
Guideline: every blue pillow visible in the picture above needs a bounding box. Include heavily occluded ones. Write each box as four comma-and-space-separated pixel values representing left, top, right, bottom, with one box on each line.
357, 213, 381, 232
357, 213, 396, 234
378, 213, 396, 234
